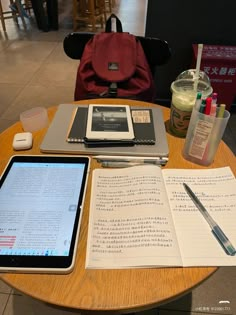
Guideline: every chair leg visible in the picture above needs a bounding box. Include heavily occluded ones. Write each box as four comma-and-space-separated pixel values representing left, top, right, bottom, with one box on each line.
73, 0, 105, 32
9, 0, 19, 24
103, 4, 107, 24
24, 0, 32, 15
97, 0, 106, 28
73, 0, 78, 31
0, 0, 6, 31
105, 0, 112, 12
15, 0, 27, 29
89, 0, 96, 32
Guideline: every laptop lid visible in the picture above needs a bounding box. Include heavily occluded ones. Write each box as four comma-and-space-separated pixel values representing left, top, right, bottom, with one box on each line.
40, 104, 169, 158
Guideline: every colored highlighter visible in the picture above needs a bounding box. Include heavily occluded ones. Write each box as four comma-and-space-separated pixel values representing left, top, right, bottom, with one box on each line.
217, 104, 226, 118
210, 103, 217, 117
205, 97, 212, 115
212, 92, 218, 105
195, 92, 202, 111
199, 99, 206, 113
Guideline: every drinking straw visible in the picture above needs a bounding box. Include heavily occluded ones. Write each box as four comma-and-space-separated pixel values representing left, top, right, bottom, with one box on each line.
194, 43, 203, 91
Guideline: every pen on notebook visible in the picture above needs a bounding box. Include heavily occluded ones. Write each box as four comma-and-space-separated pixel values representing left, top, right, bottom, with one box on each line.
183, 183, 236, 256
94, 155, 168, 163
101, 161, 164, 168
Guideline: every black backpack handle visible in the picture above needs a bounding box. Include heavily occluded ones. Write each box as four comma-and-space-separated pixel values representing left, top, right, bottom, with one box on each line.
105, 14, 123, 32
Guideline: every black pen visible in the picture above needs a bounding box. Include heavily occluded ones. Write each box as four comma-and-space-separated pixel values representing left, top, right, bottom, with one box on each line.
183, 183, 236, 256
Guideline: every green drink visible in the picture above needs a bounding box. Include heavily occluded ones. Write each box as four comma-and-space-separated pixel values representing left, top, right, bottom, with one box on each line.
170, 70, 212, 138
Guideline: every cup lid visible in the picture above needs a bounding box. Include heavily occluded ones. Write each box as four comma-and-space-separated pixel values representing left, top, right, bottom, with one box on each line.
171, 69, 213, 96
176, 69, 211, 84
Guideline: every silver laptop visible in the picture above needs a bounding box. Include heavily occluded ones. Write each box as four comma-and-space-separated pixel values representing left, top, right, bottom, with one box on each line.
40, 104, 169, 158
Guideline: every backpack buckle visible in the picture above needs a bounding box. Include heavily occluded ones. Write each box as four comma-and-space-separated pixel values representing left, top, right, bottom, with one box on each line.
108, 82, 117, 97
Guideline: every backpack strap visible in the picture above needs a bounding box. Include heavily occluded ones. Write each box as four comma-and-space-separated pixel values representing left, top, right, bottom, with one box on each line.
105, 14, 123, 32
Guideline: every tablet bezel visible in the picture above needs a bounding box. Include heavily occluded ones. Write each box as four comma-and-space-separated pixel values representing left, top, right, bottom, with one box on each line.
85, 104, 135, 141
0, 155, 90, 274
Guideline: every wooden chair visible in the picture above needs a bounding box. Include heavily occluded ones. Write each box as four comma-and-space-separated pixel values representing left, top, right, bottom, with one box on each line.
104, 0, 111, 12
0, 0, 27, 31
23, 0, 33, 16
73, 0, 107, 32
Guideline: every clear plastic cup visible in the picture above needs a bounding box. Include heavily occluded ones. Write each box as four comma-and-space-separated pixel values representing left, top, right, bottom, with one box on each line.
170, 69, 213, 137
183, 107, 230, 165
20, 107, 48, 132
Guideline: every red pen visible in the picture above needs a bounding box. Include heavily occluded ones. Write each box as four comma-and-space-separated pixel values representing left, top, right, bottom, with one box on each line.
205, 97, 212, 115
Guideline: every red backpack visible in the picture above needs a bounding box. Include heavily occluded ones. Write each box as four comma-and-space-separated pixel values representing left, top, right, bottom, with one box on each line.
74, 17, 155, 102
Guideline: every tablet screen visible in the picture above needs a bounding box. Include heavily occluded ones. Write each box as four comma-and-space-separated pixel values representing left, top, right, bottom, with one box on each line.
0, 155, 90, 273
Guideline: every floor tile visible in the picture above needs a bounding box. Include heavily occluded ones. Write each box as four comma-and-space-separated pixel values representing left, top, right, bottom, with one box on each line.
22, 28, 70, 43
0, 118, 17, 133
28, 61, 79, 88
223, 130, 236, 155
4, 293, 82, 315
0, 39, 10, 52
2, 85, 75, 121
0, 84, 24, 116
228, 113, 236, 133
0, 24, 31, 42
0, 280, 12, 294
159, 311, 214, 315
223, 113, 236, 155
0, 42, 57, 85
0, 59, 40, 85
4, 41, 58, 62
0, 41, 58, 82
43, 42, 79, 64
159, 267, 236, 315
0, 293, 9, 314
138, 308, 159, 315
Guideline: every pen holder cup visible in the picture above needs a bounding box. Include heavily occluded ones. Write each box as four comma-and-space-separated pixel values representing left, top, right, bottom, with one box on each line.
182, 108, 230, 166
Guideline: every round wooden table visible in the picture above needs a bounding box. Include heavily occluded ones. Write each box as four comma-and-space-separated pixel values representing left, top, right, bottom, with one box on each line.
0, 99, 235, 313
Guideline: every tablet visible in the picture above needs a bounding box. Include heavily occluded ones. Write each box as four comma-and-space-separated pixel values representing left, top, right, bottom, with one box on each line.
85, 104, 135, 141
0, 155, 90, 274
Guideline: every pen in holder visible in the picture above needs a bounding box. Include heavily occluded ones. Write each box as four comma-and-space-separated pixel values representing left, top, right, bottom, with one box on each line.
182, 107, 230, 166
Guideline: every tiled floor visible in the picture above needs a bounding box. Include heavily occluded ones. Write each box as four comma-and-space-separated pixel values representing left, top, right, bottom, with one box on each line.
0, 1, 236, 315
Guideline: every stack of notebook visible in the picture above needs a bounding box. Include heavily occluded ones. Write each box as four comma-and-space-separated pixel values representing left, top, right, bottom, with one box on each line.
40, 104, 169, 159
67, 104, 156, 146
